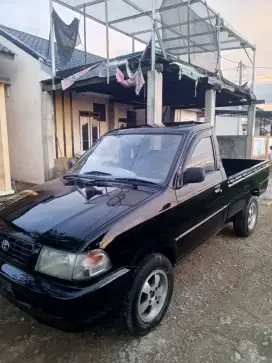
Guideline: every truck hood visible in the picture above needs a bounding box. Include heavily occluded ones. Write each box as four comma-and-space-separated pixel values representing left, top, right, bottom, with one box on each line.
0, 178, 156, 248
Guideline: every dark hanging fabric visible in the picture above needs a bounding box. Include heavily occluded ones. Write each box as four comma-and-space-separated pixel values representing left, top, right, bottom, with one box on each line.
140, 39, 152, 63
52, 9, 81, 66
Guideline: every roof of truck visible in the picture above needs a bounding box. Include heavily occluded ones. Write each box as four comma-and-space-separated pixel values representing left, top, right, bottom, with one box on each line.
108, 122, 212, 136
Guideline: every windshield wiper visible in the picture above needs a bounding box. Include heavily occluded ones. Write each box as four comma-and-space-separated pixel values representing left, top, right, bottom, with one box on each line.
63, 173, 94, 180
84, 171, 112, 176
63, 174, 158, 187
63, 172, 112, 181
62, 173, 105, 183
114, 177, 158, 186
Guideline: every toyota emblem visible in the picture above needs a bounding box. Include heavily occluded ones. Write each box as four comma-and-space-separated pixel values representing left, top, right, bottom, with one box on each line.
1, 240, 10, 252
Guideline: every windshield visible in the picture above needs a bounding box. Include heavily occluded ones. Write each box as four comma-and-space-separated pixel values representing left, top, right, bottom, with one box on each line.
71, 133, 183, 184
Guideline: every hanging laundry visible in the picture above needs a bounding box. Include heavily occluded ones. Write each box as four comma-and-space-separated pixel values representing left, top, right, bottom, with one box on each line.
115, 39, 153, 95
134, 64, 145, 95
133, 39, 152, 95
116, 39, 152, 95
61, 63, 99, 90
116, 67, 136, 88
170, 61, 205, 98
51, 9, 81, 66
125, 60, 135, 79
125, 60, 145, 95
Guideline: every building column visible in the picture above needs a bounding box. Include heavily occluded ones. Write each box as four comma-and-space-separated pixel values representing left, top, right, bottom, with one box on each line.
0, 82, 13, 196
147, 70, 163, 126
246, 103, 256, 158
204, 88, 216, 125
108, 101, 116, 131
41, 91, 56, 181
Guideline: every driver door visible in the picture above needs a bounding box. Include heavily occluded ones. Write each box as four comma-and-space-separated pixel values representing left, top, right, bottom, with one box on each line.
174, 131, 226, 257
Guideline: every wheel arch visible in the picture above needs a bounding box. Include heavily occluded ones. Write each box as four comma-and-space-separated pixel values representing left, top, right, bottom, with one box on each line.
130, 237, 178, 267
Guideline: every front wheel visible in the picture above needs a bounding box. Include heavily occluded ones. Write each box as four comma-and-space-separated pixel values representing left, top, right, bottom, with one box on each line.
122, 253, 174, 336
233, 196, 259, 237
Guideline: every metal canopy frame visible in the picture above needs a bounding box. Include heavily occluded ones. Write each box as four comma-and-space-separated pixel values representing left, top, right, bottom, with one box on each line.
52, 0, 255, 53
50, 0, 256, 92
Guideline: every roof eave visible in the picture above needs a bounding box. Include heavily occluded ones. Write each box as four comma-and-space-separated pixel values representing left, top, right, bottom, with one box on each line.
0, 51, 14, 61
0, 28, 41, 61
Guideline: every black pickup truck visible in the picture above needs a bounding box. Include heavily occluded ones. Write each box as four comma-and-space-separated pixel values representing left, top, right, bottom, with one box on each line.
0, 123, 270, 336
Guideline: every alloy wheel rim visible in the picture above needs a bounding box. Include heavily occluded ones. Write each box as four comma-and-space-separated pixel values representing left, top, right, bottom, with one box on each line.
137, 269, 168, 323
248, 203, 257, 230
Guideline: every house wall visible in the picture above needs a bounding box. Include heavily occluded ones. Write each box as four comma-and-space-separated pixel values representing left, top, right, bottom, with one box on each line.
216, 114, 265, 136
174, 109, 198, 122
54, 92, 143, 160
136, 109, 146, 125
41, 91, 55, 181
215, 115, 244, 135
0, 82, 12, 193
0, 34, 48, 184
217, 136, 247, 159
54, 91, 111, 158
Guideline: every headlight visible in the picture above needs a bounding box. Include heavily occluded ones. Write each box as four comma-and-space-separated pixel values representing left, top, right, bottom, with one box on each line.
35, 247, 111, 280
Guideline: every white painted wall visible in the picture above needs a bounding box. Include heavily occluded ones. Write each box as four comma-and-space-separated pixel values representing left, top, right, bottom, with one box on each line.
215, 115, 243, 135
175, 109, 198, 122
41, 91, 55, 180
0, 34, 49, 184
215, 115, 266, 136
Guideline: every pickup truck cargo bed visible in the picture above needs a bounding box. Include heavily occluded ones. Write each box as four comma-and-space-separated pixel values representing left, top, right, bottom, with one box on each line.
222, 158, 265, 177
222, 158, 270, 193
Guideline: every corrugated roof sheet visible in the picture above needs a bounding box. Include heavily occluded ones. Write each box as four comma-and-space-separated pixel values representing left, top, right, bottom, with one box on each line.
0, 24, 104, 71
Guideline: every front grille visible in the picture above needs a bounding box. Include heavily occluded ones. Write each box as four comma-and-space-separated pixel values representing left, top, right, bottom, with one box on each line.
0, 232, 35, 266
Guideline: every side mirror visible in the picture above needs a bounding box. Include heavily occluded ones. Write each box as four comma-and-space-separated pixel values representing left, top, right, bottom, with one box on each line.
270, 146, 272, 151
183, 167, 205, 184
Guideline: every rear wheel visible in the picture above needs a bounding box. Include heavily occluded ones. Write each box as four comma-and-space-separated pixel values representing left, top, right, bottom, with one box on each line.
122, 253, 173, 336
233, 197, 258, 237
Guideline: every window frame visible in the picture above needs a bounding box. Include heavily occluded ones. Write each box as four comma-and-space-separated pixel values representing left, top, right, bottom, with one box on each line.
186, 135, 216, 175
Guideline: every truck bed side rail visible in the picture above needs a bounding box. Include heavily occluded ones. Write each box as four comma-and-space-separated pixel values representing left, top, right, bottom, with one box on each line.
227, 160, 270, 187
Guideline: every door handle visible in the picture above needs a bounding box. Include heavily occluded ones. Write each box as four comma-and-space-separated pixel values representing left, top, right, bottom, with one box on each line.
214, 186, 222, 194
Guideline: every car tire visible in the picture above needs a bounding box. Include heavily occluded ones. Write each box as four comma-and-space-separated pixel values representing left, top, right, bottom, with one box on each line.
122, 253, 174, 336
233, 196, 259, 237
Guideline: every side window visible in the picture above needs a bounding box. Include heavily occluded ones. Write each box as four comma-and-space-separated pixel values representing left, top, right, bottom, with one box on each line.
187, 137, 216, 174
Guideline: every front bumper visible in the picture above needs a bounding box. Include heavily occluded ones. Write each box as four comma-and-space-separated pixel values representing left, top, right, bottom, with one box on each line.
0, 260, 133, 331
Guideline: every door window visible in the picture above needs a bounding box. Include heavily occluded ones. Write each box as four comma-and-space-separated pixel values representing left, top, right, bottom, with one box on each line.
187, 137, 215, 174
80, 116, 90, 151
79, 112, 100, 151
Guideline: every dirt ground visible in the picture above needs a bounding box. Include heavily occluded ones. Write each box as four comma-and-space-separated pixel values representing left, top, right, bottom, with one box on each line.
0, 186, 272, 363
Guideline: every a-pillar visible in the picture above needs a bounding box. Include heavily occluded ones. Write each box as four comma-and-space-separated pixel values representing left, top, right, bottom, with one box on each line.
0, 82, 13, 196
204, 88, 216, 126
147, 70, 163, 126
246, 103, 256, 158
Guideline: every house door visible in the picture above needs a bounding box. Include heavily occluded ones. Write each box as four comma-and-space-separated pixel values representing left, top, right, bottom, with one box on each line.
79, 112, 100, 151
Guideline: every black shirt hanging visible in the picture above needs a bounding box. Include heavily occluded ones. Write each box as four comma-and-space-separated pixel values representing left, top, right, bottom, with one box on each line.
52, 9, 81, 66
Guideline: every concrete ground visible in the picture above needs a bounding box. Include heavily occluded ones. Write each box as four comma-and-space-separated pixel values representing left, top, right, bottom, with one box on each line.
0, 186, 272, 363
